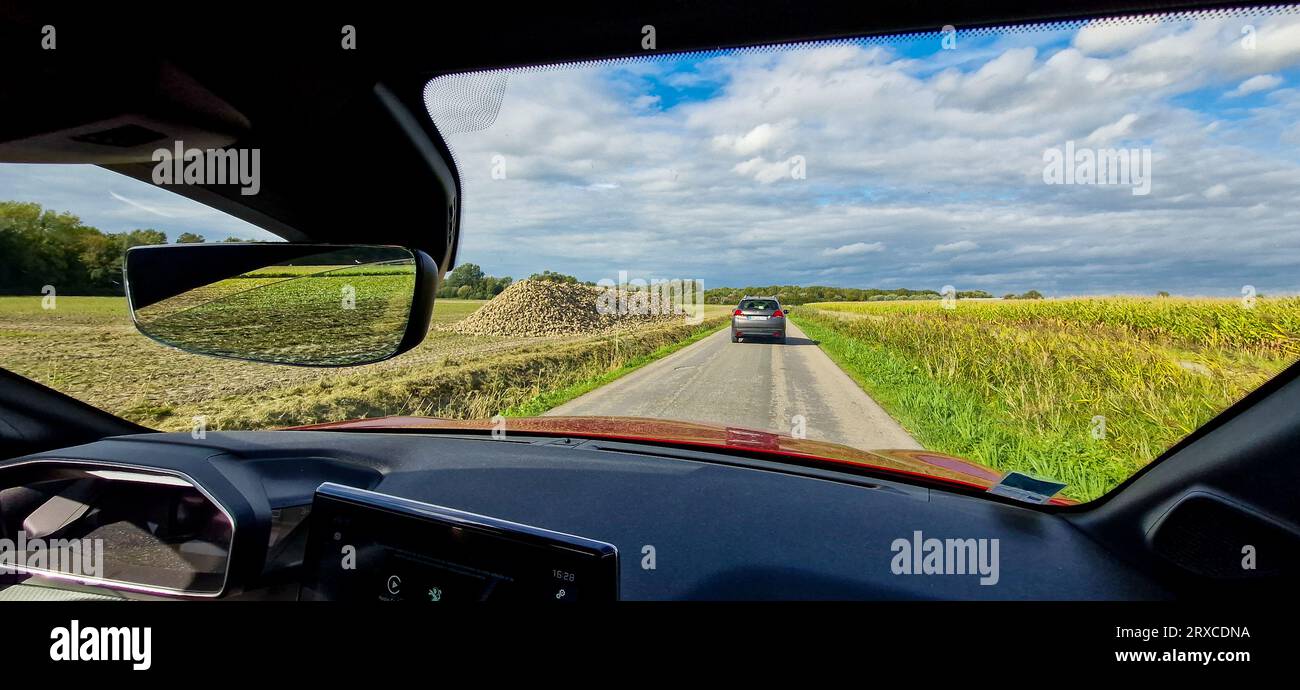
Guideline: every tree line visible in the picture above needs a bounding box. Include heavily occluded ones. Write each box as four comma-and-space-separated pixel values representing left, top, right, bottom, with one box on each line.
704, 285, 999, 305
436, 264, 597, 299
437, 263, 513, 299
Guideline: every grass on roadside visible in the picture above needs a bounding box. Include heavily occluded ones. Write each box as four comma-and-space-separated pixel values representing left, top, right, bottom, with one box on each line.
794, 298, 1300, 501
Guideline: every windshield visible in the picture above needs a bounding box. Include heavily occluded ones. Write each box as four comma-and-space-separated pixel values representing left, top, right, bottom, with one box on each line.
4, 8, 1300, 502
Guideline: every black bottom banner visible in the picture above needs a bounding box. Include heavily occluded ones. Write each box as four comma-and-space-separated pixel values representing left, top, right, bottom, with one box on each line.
2, 601, 1286, 678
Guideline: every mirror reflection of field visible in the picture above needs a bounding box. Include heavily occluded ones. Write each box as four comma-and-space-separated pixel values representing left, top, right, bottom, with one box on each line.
136, 270, 416, 366
133, 265, 419, 313
0, 296, 729, 431
792, 297, 1300, 500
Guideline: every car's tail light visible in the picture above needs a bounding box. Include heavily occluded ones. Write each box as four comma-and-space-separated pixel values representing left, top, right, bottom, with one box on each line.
772, 310, 784, 318
733, 309, 743, 316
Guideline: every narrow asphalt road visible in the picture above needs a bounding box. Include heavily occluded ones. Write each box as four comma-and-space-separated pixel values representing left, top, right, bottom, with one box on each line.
545, 322, 922, 450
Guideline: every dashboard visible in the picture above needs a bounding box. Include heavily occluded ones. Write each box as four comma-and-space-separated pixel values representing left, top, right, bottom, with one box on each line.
0, 430, 1171, 601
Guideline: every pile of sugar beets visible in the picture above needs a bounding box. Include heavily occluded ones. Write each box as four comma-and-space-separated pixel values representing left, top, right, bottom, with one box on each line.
448, 279, 682, 337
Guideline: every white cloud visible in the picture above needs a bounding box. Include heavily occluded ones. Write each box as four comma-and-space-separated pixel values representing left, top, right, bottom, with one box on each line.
1204, 183, 1231, 199
109, 191, 178, 218
632, 94, 662, 109
1227, 74, 1283, 97
712, 122, 788, 156
933, 240, 978, 253
1073, 20, 1159, 55
1084, 113, 1139, 145
823, 242, 885, 256
731, 157, 795, 184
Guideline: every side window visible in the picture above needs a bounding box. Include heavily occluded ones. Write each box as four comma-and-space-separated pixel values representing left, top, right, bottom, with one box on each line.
1, 163, 276, 299
0, 162, 278, 424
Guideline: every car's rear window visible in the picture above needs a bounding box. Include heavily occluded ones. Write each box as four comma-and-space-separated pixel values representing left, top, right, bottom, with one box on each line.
739, 300, 778, 311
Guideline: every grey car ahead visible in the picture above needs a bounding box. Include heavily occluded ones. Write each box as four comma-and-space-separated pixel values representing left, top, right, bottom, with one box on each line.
731, 297, 787, 343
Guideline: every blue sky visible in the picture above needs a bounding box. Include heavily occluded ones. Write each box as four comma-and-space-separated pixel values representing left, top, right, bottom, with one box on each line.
6, 11, 1300, 296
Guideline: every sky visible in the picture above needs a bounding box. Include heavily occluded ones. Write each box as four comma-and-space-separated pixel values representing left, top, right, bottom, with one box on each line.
5, 11, 1300, 296
0, 164, 276, 242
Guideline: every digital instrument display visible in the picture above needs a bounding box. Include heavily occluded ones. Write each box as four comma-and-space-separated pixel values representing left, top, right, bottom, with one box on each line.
299, 483, 618, 602
0, 462, 233, 596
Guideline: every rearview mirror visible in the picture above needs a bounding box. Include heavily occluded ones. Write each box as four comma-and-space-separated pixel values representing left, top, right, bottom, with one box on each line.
125, 243, 436, 366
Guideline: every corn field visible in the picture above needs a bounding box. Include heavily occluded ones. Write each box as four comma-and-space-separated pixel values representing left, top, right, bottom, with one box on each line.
794, 297, 1300, 501
810, 297, 1300, 356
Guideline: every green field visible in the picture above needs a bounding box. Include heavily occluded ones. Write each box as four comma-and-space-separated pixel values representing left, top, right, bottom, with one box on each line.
1, 294, 728, 431
793, 297, 1300, 500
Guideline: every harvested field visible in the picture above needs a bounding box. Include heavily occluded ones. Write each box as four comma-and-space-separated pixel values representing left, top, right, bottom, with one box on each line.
0, 285, 728, 432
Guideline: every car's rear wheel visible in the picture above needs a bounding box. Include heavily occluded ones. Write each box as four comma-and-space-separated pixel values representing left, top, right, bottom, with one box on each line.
731, 331, 739, 343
